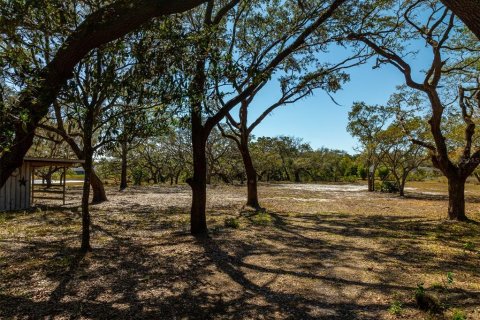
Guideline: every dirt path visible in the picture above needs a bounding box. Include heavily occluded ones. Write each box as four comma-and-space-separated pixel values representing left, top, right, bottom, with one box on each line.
1, 183, 479, 319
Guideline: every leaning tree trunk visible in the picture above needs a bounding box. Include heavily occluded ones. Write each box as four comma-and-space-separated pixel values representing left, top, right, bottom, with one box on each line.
91, 170, 107, 203
67, 142, 107, 203
188, 131, 208, 235
239, 140, 261, 209
119, 139, 128, 191
447, 175, 468, 221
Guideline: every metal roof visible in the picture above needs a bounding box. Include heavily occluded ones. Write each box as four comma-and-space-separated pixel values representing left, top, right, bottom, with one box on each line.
23, 157, 85, 167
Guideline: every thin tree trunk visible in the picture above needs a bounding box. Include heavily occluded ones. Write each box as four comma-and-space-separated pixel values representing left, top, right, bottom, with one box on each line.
120, 139, 128, 191
399, 177, 406, 197
447, 175, 468, 221
81, 110, 94, 252
367, 160, 375, 192
239, 140, 261, 209
175, 170, 181, 184
46, 170, 53, 189
294, 170, 301, 183
188, 132, 208, 235
81, 154, 92, 252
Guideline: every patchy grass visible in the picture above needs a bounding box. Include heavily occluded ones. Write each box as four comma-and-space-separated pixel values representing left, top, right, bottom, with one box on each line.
0, 182, 479, 319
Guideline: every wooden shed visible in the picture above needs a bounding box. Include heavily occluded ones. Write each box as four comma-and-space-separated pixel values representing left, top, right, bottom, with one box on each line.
0, 157, 84, 211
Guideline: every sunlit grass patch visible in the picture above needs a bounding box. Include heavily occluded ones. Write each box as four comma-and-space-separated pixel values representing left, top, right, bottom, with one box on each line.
251, 212, 272, 225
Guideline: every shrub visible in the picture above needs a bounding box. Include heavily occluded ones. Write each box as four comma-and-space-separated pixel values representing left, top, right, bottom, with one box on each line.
450, 309, 467, 320
131, 167, 145, 185
224, 217, 240, 229
380, 181, 399, 193
343, 175, 357, 183
359, 167, 368, 180
463, 242, 475, 251
388, 300, 403, 316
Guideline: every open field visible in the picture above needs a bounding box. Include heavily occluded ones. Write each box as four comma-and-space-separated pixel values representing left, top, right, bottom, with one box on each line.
1, 182, 479, 319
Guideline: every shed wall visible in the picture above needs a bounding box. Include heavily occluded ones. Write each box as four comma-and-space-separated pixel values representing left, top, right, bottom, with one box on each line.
0, 162, 31, 211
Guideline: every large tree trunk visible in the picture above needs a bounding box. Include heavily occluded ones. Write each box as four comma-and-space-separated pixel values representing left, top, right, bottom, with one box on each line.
239, 140, 261, 209
91, 171, 107, 203
440, 0, 480, 40
447, 175, 468, 221
120, 139, 128, 191
188, 132, 208, 235
0, 0, 208, 190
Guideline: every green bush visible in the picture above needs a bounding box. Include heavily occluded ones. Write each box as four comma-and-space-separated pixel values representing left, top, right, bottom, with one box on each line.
380, 181, 399, 193
131, 167, 145, 185
342, 175, 357, 183
388, 300, 403, 316
224, 217, 240, 229
359, 167, 368, 180
463, 242, 475, 251
451, 309, 467, 320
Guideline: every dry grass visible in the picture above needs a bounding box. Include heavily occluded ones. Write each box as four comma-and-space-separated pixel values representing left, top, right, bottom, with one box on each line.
0, 182, 479, 319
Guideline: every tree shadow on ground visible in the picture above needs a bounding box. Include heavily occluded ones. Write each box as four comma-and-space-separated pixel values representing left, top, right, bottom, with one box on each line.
1, 200, 479, 319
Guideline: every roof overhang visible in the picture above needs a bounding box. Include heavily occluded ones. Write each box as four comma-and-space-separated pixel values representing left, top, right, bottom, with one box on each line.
24, 157, 85, 168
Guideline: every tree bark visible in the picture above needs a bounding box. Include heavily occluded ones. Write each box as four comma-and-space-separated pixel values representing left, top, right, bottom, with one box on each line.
447, 175, 468, 221
367, 160, 375, 192
0, 0, 208, 189
399, 176, 406, 197
175, 170, 181, 184
81, 153, 93, 252
91, 171, 107, 204
120, 139, 128, 191
239, 140, 261, 209
45, 170, 53, 189
81, 108, 94, 252
188, 131, 208, 235
441, 0, 480, 40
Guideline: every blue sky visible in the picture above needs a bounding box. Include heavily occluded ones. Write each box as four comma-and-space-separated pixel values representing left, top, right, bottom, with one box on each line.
247, 44, 432, 154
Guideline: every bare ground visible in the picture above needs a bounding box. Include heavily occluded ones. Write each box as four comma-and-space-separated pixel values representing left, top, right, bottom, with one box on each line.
1, 182, 479, 319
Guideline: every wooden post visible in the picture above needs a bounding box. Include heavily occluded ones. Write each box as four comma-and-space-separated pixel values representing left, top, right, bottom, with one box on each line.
63, 166, 66, 205
31, 167, 35, 205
